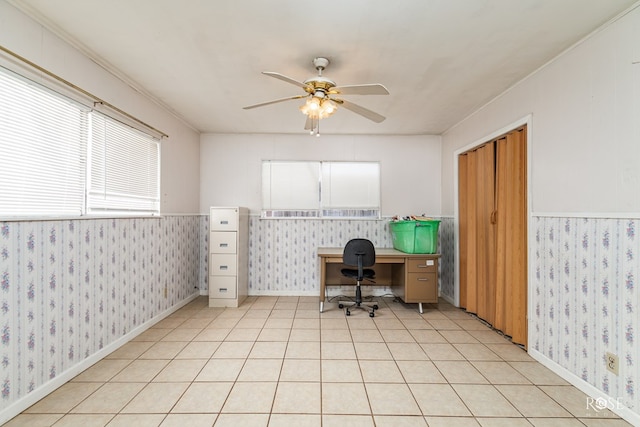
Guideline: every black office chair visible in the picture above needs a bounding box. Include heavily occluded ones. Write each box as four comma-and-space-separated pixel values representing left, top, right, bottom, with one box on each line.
339, 238, 379, 317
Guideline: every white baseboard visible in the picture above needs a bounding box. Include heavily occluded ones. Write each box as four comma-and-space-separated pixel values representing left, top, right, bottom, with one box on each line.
247, 290, 321, 297
0, 292, 200, 425
529, 348, 639, 426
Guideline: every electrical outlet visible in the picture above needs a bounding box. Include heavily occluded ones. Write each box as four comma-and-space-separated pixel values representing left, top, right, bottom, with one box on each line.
606, 352, 619, 375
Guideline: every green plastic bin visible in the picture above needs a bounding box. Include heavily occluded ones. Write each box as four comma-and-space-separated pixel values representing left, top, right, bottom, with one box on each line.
390, 219, 440, 254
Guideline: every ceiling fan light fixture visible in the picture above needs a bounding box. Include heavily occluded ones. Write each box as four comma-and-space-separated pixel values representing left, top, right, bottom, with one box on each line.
299, 98, 314, 115
309, 97, 320, 110
244, 56, 388, 135
318, 99, 337, 119
300, 97, 337, 121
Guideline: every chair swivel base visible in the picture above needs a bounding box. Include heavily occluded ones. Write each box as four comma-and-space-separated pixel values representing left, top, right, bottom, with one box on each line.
338, 286, 378, 317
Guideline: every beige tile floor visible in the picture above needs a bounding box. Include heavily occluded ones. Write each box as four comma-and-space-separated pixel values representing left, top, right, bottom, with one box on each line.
5, 296, 633, 426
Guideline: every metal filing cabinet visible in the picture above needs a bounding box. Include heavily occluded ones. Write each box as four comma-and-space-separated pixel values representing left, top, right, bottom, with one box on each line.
208, 207, 249, 307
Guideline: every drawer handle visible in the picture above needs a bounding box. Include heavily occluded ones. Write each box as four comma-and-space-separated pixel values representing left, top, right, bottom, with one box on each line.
220, 220, 229, 225
219, 288, 228, 292
418, 278, 429, 281
219, 243, 228, 248
219, 265, 228, 270
417, 264, 428, 268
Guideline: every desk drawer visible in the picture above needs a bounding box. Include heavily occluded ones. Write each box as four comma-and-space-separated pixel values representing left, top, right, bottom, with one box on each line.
407, 258, 438, 273
405, 272, 437, 302
375, 256, 403, 264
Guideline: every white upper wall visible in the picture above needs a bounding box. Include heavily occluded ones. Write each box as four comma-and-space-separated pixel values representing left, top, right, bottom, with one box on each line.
441, 4, 640, 216
200, 133, 441, 217
0, 1, 201, 214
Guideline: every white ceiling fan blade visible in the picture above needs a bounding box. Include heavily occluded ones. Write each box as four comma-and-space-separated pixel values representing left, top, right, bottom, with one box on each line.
243, 94, 307, 110
262, 72, 312, 91
334, 99, 386, 123
331, 84, 389, 95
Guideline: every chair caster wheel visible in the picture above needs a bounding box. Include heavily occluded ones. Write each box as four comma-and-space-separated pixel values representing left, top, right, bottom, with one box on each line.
339, 303, 344, 309
369, 311, 375, 317
346, 310, 351, 316
373, 305, 379, 310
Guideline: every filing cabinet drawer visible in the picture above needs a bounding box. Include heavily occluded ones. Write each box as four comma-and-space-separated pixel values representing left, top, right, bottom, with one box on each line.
209, 254, 238, 275
209, 276, 237, 299
210, 231, 237, 254
405, 272, 437, 302
210, 208, 238, 231
407, 258, 438, 273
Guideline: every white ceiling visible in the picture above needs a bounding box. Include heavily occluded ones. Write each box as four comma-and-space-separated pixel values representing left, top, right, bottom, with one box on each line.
9, 0, 638, 135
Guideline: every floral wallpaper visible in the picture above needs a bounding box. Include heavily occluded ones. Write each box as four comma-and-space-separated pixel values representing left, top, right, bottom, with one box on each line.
0, 216, 201, 413
532, 216, 638, 413
438, 217, 456, 301
244, 217, 448, 296
247, 218, 392, 294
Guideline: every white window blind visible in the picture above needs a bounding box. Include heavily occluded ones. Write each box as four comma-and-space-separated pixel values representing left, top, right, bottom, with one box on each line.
88, 113, 160, 214
261, 160, 380, 218
321, 162, 380, 217
262, 161, 320, 217
0, 69, 87, 217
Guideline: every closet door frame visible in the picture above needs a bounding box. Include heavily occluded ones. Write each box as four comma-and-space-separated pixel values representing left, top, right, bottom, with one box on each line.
452, 114, 533, 343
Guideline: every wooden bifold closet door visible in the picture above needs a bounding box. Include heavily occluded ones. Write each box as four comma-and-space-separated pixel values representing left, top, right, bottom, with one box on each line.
458, 127, 527, 347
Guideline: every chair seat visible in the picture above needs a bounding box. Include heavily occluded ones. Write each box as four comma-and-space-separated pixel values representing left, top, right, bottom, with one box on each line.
341, 268, 375, 280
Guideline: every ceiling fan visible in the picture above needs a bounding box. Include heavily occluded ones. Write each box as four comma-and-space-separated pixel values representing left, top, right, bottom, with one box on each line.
243, 57, 389, 135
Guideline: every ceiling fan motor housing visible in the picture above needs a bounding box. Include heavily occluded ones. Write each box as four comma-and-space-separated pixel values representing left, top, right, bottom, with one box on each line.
313, 57, 330, 70
304, 57, 335, 98
303, 76, 336, 98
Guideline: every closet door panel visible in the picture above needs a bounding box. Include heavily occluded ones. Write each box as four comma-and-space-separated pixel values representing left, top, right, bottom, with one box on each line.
494, 136, 508, 333
503, 129, 528, 346
461, 152, 479, 313
458, 154, 469, 309
475, 142, 497, 324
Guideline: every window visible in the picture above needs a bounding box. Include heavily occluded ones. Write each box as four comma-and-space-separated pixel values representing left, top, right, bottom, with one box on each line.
87, 113, 160, 214
321, 161, 380, 217
262, 160, 380, 218
0, 66, 160, 219
0, 69, 88, 217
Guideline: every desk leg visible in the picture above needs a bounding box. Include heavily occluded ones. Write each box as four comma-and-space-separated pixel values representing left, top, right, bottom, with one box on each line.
319, 258, 326, 313
418, 302, 424, 314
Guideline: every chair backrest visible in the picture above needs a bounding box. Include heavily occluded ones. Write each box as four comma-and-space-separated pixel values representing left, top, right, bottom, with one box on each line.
342, 238, 376, 268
